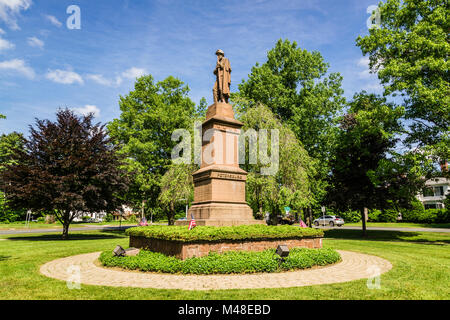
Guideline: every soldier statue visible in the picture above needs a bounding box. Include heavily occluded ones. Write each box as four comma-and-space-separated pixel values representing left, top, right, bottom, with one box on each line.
213, 49, 232, 104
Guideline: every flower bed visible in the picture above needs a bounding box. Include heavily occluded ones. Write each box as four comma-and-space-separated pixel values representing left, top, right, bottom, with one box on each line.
99, 247, 341, 275
126, 225, 323, 242
126, 225, 324, 259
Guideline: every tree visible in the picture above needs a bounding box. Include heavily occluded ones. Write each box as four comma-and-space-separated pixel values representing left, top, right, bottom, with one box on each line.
356, 0, 449, 164
0, 129, 27, 222
239, 104, 315, 223
0, 109, 128, 239
107, 75, 196, 216
158, 163, 195, 225
327, 92, 405, 236
0, 132, 25, 171
232, 39, 346, 162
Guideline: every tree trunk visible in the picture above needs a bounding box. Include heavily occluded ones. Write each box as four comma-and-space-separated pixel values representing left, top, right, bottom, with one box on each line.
361, 207, 367, 237
168, 202, 175, 226
308, 207, 313, 227
62, 223, 70, 240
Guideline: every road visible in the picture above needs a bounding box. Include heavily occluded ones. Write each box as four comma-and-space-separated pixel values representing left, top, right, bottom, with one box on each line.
1, 224, 449, 235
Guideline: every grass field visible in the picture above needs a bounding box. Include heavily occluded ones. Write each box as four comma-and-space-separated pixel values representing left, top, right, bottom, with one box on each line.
0, 228, 448, 300
0, 221, 138, 230
344, 222, 450, 229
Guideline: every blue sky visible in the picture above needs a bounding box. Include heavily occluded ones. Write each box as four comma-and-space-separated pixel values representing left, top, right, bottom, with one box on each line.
0, 0, 383, 136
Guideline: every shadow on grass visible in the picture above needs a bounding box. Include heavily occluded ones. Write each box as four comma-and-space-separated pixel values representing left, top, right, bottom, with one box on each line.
6, 230, 128, 242
0, 255, 12, 261
324, 229, 450, 245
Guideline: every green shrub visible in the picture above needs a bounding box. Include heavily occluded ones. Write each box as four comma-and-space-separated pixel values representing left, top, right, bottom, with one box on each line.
99, 247, 341, 274
401, 208, 449, 223
378, 208, 398, 222
435, 209, 450, 223
104, 213, 114, 222
339, 210, 361, 223
368, 209, 382, 222
127, 215, 138, 223
82, 216, 91, 222
126, 225, 324, 242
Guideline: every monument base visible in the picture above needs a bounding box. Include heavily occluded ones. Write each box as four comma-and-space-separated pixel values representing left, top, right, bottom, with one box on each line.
175, 202, 264, 227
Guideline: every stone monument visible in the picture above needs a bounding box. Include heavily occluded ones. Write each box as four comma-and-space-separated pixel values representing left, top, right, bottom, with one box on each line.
176, 50, 263, 226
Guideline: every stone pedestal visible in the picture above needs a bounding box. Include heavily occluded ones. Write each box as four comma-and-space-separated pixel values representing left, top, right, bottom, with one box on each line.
176, 102, 263, 226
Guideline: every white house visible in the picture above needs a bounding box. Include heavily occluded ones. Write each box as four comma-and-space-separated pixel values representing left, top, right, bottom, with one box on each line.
417, 177, 449, 209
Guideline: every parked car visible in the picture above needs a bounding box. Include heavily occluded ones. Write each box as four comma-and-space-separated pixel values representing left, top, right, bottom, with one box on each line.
313, 215, 345, 227
277, 214, 296, 225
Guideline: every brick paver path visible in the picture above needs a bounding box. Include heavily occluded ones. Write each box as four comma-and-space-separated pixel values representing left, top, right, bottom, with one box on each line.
40, 250, 392, 290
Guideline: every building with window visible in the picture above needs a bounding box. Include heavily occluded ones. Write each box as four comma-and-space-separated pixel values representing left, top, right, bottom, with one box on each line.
417, 177, 449, 209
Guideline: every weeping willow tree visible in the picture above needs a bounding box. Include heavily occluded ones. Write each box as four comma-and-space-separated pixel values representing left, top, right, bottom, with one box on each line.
238, 103, 316, 222
158, 163, 195, 225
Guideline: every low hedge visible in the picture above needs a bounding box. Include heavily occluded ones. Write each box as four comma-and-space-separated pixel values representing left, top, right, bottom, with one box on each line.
99, 247, 340, 274
125, 225, 324, 242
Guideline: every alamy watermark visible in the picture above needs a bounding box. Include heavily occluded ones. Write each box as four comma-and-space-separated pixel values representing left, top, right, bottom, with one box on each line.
367, 5, 381, 29
66, 264, 81, 290
366, 265, 382, 290
67, 5, 81, 30
171, 121, 279, 176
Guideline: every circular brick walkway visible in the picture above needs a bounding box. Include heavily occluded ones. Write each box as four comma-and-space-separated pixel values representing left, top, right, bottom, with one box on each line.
40, 250, 392, 290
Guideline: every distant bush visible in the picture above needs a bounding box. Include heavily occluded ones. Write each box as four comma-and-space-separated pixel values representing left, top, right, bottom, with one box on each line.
82, 216, 91, 222
127, 215, 138, 223
401, 208, 449, 223
104, 213, 114, 222
378, 208, 398, 222
99, 247, 341, 274
338, 210, 361, 223
368, 209, 382, 222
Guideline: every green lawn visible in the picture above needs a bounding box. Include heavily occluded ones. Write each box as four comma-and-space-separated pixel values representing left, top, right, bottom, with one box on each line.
344, 222, 450, 229
0, 221, 138, 230
0, 228, 448, 300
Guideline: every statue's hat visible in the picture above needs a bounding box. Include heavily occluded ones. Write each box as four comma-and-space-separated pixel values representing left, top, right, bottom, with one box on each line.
215, 49, 224, 56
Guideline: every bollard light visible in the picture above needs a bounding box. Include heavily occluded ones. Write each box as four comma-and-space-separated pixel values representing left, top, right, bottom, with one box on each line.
276, 245, 290, 258
113, 245, 126, 257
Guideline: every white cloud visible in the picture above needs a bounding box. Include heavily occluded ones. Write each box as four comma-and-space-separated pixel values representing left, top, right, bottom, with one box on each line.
357, 56, 370, 67
86, 74, 122, 87
0, 58, 35, 79
86, 67, 146, 87
0, 36, 14, 51
357, 56, 374, 79
46, 69, 84, 85
73, 105, 100, 118
45, 14, 62, 27
27, 36, 44, 49
0, 0, 32, 30
121, 67, 146, 79
0, 27, 5, 34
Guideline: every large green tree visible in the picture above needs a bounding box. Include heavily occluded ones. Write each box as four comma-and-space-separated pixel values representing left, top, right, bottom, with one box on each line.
356, 0, 449, 166
327, 92, 405, 236
233, 39, 346, 162
1, 109, 128, 238
107, 75, 196, 215
0, 131, 26, 222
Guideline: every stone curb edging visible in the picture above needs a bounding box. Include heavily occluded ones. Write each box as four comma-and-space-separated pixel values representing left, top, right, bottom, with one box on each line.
40, 250, 392, 291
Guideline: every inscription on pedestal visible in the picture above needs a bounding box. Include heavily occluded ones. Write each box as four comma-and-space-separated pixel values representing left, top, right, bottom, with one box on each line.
214, 172, 244, 180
